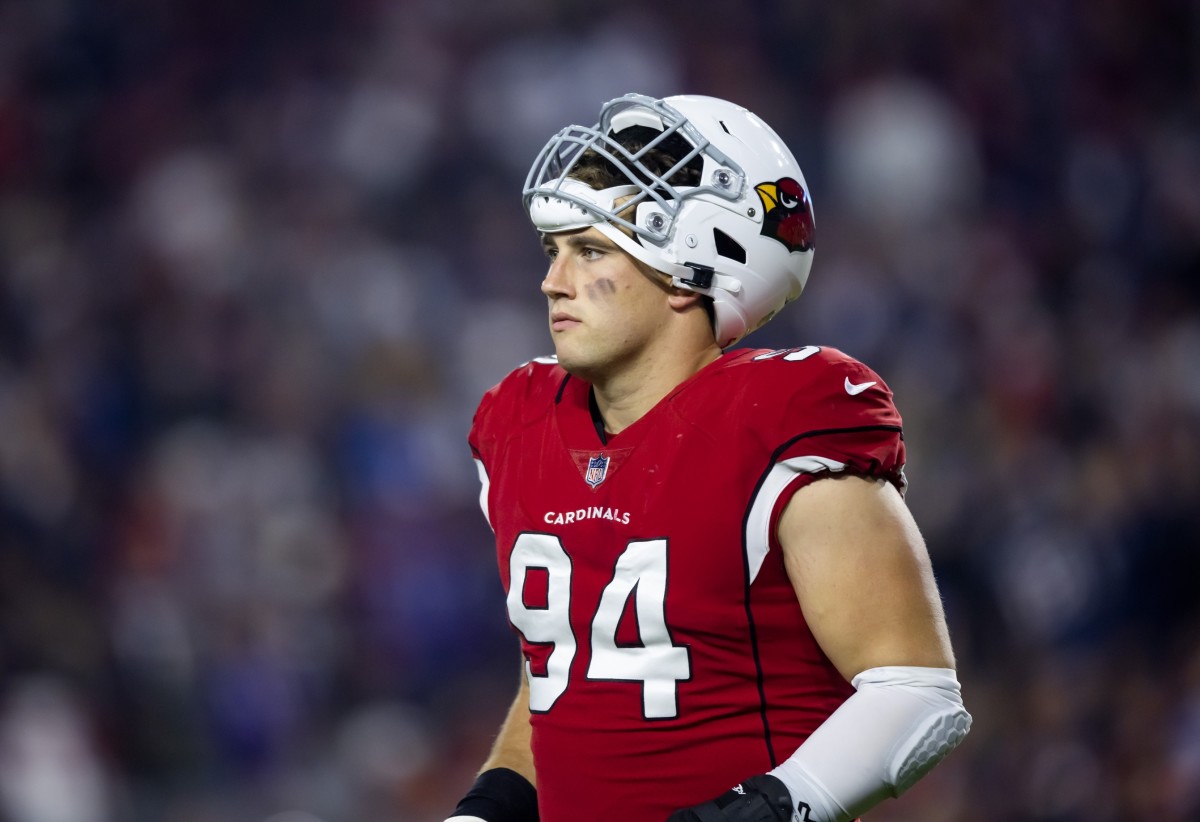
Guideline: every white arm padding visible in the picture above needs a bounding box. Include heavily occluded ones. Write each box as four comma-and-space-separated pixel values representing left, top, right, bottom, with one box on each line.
768, 666, 972, 822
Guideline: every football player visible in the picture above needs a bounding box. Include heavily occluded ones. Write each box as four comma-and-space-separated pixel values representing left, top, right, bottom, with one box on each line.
444, 93, 971, 822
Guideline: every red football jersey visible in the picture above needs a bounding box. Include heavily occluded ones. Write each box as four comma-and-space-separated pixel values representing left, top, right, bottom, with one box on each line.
468, 346, 906, 822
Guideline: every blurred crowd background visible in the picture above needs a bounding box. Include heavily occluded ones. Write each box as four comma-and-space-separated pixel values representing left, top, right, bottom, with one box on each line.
0, 1, 1198, 820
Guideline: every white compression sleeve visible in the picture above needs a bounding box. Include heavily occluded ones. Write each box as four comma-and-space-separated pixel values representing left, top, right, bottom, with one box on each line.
768, 666, 972, 822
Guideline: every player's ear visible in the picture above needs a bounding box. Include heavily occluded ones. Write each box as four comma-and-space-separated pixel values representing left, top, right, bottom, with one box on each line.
667, 287, 706, 311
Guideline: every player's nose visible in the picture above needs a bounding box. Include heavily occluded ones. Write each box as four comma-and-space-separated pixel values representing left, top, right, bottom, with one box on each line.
541, 256, 575, 299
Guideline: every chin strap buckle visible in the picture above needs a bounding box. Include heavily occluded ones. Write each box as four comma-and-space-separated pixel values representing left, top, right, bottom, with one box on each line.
680, 262, 715, 290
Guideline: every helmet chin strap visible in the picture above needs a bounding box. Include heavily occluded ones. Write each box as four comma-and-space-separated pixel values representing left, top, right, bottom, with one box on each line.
589, 221, 744, 296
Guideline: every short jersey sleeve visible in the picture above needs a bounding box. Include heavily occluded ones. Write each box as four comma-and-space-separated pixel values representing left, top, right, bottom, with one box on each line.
731, 346, 907, 579
737, 345, 905, 481
775, 348, 906, 489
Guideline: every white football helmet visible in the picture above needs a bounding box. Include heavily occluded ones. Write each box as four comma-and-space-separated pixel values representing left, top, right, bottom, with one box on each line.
524, 93, 815, 347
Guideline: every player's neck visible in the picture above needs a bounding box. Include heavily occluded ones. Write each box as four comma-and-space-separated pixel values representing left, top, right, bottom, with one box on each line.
590, 341, 722, 436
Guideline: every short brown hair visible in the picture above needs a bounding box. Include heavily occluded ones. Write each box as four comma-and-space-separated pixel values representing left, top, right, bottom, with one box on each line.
568, 126, 702, 191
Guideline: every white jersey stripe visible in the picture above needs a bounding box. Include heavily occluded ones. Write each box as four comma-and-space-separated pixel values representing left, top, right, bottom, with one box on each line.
745, 455, 847, 583
474, 458, 493, 531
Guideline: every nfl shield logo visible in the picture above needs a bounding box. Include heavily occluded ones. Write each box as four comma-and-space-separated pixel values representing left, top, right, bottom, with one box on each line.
585, 454, 610, 488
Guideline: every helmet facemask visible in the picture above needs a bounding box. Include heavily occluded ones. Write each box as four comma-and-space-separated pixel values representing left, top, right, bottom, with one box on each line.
525, 98, 745, 246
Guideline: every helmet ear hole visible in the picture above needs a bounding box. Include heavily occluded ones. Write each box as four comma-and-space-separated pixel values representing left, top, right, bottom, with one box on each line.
713, 228, 746, 264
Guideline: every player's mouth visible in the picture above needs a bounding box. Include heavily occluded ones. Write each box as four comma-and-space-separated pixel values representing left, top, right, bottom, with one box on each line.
550, 311, 581, 331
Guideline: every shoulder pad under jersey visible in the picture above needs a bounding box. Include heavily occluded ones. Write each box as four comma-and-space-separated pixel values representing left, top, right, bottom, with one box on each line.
469, 356, 565, 460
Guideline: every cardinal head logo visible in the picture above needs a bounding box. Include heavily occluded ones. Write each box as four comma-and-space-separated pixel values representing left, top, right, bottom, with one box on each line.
754, 177, 815, 253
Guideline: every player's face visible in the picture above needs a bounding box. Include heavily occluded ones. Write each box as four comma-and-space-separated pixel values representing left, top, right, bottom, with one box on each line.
540, 227, 674, 380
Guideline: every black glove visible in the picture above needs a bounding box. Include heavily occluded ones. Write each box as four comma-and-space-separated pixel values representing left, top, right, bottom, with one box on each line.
666, 774, 794, 822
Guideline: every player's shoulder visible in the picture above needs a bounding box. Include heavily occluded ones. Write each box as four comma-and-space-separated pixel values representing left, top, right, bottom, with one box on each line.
719, 345, 886, 393
701, 344, 901, 433
475, 355, 566, 430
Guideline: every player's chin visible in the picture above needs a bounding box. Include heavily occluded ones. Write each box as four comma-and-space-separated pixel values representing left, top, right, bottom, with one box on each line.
551, 344, 598, 379
550, 330, 577, 354
551, 345, 581, 372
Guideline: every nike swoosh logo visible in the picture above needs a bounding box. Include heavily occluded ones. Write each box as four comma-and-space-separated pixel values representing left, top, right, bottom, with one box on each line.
844, 377, 877, 396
